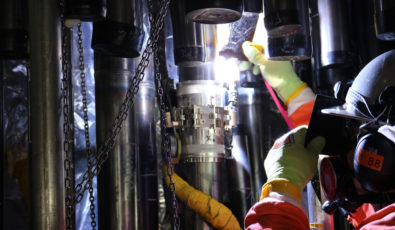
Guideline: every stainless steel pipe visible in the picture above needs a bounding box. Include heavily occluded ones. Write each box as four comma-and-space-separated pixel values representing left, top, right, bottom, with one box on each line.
134, 70, 158, 230
27, 0, 65, 228
317, 0, 351, 67
171, 0, 217, 67
95, 55, 138, 230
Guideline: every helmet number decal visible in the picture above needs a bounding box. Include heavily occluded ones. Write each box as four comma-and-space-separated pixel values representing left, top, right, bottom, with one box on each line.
357, 149, 384, 172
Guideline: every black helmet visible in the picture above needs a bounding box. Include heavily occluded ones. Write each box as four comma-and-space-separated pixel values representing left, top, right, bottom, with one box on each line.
322, 49, 395, 122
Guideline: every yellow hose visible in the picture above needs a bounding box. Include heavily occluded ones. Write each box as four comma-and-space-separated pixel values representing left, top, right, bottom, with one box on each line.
163, 164, 242, 230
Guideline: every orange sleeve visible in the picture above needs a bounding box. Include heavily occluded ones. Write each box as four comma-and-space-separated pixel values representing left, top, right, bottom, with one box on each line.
289, 101, 315, 128
354, 204, 395, 230
244, 200, 309, 230
347, 203, 376, 227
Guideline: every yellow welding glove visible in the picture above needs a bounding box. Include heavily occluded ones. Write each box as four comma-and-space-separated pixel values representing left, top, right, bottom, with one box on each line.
242, 41, 306, 105
261, 126, 325, 201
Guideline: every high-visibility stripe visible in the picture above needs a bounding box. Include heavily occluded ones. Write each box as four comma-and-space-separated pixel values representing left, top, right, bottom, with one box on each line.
260, 179, 302, 202
284, 83, 308, 106
289, 101, 315, 127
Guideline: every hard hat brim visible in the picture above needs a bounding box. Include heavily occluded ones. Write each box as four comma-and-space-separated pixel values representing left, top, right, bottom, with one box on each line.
321, 105, 372, 122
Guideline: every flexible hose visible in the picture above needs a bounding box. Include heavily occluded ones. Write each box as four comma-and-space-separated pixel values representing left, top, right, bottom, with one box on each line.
163, 164, 242, 230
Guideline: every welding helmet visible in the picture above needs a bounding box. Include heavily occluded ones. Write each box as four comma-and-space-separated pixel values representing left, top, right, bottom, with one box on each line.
317, 50, 395, 215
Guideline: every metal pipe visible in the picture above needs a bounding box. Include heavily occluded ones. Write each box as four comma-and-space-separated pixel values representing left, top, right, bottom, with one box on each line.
237, 88, 266, 201
237, 87, 289, 202
227, 125, 253, 225
27, 0, 65, 228
263, 0, 301, 37
0, 60, 4, 230
64, 0, 105, 21
244, 0, 263, 13
178, 63, 216, 82
95, 55, 137, 230
171, 0, 217, 67
134, 71, 158, 230
0, 0, 28, 58
92, 0, 145, 58
317, 0, 351, 67
178, 162, 226, 230
175, 65, 230, 228
185, 0, 243, 24
374, 0, 395, 41
265, 0, 311, 61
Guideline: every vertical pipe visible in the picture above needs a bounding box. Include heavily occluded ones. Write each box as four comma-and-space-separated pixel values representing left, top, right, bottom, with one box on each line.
0, 0, 28, 58
95, 55, 137, 230
0, 60, 4, 230
171, 0, 217, 67
237, 87, 288, 202
178, 162, 226, 230
134, 73, 158, 230
27, 0, 65, 228
176, 65, 229, 229
227, 125, 253, 225
317, 0, 351, 68
373, 0, 395, 41
92, 0, 145, 58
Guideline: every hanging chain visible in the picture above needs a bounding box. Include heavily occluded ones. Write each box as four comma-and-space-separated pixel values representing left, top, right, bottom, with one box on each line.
60, 0, 76, 228
73, 0, 171, 205
61, 20, 75, 230
76, 23, 97, 229
151, 2, 180, 227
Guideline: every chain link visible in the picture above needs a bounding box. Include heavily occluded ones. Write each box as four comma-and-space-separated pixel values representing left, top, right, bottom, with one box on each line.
76, 23, 97, 229
60, 0, 76, 228
61, 22, 75, 230
150, 2, 180, 227
73, 0, 171, 206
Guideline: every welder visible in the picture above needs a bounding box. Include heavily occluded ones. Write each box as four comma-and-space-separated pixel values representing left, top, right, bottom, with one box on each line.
242, 41, 395, 229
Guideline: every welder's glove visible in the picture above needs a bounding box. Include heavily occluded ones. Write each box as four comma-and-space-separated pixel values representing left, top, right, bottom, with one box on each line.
241, 41, 306, 104
261, 126, 325, 201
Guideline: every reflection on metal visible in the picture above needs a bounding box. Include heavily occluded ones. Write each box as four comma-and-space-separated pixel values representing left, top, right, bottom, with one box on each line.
95, 55, 137, 230
237, 88, 265, 201
263, 0, 301, 37
178, 162, 226, 230
244, 0, 263, 13
317, 0, 351, 67
227, 125, 253, 225
175, 80, 230, 163
27, 0, 65, 228
64, 0, 106, 21
174, 60, 233, 228
374, 0, 395, 41
171, 1, 217, 67
265, 0, 311, 61
134, 72, 158, 230
0, 0, 28, 58
92, 0, 145, 57
237, 87, 288, 202
178, 63, 216, 82
0, 60, 3, 230
306, 183, 334, 230
184, 0, 243, 24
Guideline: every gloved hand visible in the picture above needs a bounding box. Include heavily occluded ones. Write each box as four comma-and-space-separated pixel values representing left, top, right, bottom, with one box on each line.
262, 126, 325, 201
241, 41, 306, 104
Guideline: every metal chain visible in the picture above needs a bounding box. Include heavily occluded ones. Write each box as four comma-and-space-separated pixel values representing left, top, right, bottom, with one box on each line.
59, 0, 76, 228
76, 23, 97, 229
73, 0, 171, 205
61, 20, 75, 230
152, 14, 180, 230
